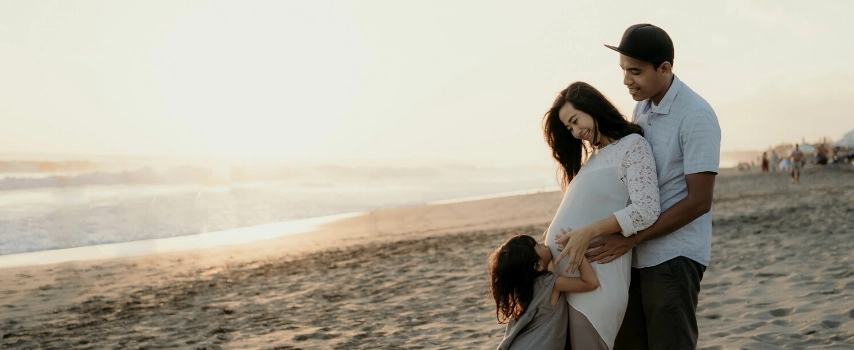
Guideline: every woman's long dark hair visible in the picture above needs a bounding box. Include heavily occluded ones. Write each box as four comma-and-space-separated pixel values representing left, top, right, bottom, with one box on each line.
543, 81, 643, 190
488, 235, 547, 324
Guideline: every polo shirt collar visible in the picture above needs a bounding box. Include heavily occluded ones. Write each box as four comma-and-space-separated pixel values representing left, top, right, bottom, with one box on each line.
650, 74, 682, 115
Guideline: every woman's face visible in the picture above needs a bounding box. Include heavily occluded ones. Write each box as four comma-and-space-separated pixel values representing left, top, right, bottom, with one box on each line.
558, 102, 596, 143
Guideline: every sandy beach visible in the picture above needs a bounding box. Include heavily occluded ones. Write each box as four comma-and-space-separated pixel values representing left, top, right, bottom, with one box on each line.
2, 165, 853, 349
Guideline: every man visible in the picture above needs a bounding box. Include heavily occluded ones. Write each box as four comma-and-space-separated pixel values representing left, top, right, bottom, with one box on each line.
790, 144, 805, 184
770, 150, 779, 172
587, 24, 721, 349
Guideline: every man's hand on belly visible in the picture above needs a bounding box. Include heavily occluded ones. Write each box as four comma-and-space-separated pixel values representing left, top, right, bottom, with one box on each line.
586, 233, 639, 264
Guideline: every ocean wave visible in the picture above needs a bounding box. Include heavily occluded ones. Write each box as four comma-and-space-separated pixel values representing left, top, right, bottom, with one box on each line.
0, 166, 239, 191
0, 160, 99, 173
0, 158, 559, 192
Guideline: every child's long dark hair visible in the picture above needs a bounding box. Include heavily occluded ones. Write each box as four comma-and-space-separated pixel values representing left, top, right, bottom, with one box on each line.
543, 81, 643, 190
488, 235, 547, 324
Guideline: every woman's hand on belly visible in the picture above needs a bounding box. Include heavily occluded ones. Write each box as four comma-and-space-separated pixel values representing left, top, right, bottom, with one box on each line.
554, 227, 594, 275
555, 215, 623, 272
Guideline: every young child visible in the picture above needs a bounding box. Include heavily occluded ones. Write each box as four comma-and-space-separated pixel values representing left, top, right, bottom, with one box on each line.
489, 235, 599, 350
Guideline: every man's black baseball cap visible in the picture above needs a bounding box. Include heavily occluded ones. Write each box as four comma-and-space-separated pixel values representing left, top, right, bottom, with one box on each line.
605, 24, 674, 64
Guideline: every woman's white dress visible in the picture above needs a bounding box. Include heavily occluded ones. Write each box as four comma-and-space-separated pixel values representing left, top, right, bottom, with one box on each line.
544, 133, 659, 349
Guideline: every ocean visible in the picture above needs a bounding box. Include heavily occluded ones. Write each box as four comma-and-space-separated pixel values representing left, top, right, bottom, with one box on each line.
0, 154, 559, 259
0, 152, 752, 267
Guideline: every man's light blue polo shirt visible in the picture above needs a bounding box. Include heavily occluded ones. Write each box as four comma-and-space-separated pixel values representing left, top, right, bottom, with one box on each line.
632, 75, 721, 268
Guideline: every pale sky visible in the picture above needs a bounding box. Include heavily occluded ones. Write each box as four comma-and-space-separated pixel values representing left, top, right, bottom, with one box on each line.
1, 0, 852, 167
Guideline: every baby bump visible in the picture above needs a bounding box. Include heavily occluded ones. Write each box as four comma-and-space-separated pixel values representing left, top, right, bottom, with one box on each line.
544, 228, 577, 277
545, 233, 611, 278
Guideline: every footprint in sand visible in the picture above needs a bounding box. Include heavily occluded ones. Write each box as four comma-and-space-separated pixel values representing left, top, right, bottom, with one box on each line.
821, 320, 841, 328
751, 332, 784, 344
709, 332, 730, 338
755, 272, 788, 278
786, 332, 805, 339
736, 321, 766, 332
831, 269, 853, 278
769, 308, 794, 317
293, 331, 339, 341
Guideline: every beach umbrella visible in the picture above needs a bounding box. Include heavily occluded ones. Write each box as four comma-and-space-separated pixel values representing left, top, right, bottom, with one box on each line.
833, 129, 854, 148
796, 143, 816, 154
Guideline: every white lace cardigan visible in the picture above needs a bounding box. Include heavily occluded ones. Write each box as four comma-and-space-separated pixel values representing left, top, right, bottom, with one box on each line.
581, 133, 660, 236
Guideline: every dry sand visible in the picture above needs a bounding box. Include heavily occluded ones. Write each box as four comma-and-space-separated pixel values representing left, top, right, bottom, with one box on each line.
1, 166, 853, 349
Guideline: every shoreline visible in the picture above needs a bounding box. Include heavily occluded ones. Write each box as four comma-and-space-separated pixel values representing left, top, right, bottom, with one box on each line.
2, 166, 852, 349
0, 212, 365, 269
1, 167, 758, 266
0, 186, 560, 268
0, 165, 814, 268
0, 164, 755, 261
0, 165, 839, 271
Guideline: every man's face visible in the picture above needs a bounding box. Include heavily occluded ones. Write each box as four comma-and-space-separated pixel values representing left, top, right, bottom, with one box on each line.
619, 54, 669, 104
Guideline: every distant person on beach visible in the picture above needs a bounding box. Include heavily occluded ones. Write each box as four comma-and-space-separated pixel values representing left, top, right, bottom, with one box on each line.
780, 158, 790, 172
542, 81, 661, 349
761, 152, 769, 172
585, 23, 721, 349
490, 235, 600, 350
790, 144, 805, 184
771, 150, 779, 172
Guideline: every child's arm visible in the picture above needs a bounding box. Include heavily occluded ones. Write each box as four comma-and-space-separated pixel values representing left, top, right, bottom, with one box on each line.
553, 258, 599, 293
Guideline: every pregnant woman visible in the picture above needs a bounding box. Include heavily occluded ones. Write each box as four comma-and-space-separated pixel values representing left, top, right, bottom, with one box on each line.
542, 82, 660, 349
